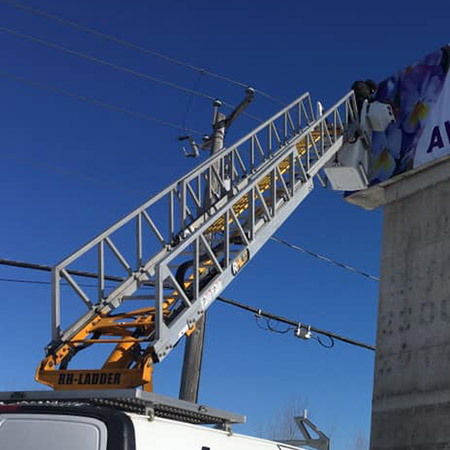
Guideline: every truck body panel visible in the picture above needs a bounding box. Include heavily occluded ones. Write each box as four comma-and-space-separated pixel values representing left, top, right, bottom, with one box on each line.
0, 405, 304, 450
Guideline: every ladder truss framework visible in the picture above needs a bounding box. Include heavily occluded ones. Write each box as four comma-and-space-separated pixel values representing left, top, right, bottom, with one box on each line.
36, 91, 358, 390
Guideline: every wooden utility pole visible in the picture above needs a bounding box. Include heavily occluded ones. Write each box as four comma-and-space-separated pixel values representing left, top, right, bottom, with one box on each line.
179, 89, 254, 403
179, 100, 225, 403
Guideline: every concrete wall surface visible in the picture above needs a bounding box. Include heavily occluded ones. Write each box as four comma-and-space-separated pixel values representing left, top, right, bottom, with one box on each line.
370, 171, 450, 450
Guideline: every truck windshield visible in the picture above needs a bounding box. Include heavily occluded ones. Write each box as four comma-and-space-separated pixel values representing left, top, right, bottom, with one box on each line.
0, 413, 107, 450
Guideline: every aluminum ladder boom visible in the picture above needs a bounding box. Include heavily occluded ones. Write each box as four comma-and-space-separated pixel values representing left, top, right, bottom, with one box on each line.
36, 90, 358, 391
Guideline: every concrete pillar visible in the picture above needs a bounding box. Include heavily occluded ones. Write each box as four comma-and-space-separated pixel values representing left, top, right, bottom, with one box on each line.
348, 155, 450, 450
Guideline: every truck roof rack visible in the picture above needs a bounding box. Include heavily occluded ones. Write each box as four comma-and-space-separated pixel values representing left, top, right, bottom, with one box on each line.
0, 389, 245, 427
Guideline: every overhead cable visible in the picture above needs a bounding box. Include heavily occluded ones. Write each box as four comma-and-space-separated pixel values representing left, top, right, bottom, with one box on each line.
0, 257, 375, 352
0, 258, 120, 289
0, 26, 263, 123
0, 276, 106, 289
0, 271, 374, 351
0, 26, 216, 102
271, 236, 380, 282
0, 0, 285, 106
0, 258, 123, 282
0, 276, 51, 286
182, 72, 204, 134
1, 228, 379, 294
217, 295, 375, 351
0, 69, 203, 135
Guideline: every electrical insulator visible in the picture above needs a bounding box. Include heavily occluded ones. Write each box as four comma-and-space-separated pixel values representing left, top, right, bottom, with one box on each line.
295, 324, 311, 340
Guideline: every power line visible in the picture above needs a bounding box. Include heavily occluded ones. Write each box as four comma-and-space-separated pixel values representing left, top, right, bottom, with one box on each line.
0, 92, 372, 282
217, 296, 375, 351
0, 63, 374, 284
182, 72, 204, 134
0, 69, 203, 135
271, 236, 380, 282
0, 0, 285, 106
0, 234, 379, 297
0, 260, 375, 351
0, 276, 51, 286
0, 276, 105, 289
0, 25, 263, 123
0, 26, 215, 102
0, 258, 121, 290
0, 258, 123, 282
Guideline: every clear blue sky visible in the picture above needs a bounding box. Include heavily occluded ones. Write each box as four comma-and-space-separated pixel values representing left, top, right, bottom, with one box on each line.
0, 1, 448, 448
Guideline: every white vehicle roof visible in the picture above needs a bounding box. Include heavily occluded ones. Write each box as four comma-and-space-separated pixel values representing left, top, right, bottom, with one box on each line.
0, 407, 306, 450
129, 414, 306, 450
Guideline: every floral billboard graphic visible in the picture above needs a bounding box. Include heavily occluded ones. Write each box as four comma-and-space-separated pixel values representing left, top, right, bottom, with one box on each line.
370, 45, 450, 185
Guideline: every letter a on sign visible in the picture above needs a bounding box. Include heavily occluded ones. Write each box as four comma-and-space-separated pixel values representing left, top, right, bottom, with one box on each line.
427, 126, 444, 153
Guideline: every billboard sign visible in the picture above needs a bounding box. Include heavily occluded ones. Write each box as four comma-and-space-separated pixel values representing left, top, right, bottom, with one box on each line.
370, 45, 450, 185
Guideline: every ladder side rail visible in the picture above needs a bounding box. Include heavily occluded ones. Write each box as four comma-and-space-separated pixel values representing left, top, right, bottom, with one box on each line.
151, 93, 356, 360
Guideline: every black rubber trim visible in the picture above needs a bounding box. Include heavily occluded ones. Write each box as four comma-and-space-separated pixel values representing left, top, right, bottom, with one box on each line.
0, 405, 136, 450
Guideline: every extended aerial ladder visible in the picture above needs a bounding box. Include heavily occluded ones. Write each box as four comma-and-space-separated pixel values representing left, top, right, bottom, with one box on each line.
35, 89, 392, 391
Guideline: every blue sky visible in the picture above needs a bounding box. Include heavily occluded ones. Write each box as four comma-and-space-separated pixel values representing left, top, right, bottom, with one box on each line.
0, 0, 449, 448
